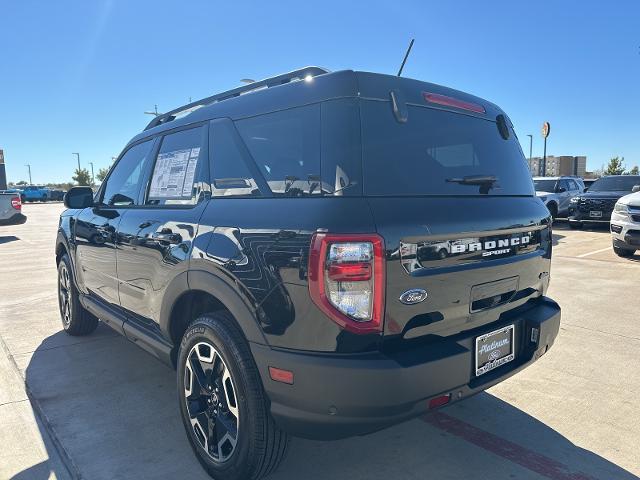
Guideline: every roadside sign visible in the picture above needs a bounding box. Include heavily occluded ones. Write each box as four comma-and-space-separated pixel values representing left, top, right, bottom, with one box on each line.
542, 122, 551, 138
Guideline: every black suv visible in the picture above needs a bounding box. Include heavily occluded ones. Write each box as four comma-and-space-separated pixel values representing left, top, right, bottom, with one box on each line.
56, 67, 560, 480
568, 175, 640, 228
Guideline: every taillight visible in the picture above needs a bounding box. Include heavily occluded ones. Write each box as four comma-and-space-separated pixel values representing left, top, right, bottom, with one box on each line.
11, 196, 21, 210
308, 233, 385, 334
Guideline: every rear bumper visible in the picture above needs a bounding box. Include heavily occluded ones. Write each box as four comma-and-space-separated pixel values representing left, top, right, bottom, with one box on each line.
251, 297, 560, 440
0, 213, 27, 226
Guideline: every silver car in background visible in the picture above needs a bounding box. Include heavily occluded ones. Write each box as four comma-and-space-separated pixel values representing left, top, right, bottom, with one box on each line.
533, 176, 585, 218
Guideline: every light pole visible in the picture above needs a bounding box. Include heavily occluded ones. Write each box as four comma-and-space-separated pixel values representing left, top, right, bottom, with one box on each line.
89, 162, 95, 186
72, 152, 80, 171
526, 134, 533, 160
25, 164, 32, 184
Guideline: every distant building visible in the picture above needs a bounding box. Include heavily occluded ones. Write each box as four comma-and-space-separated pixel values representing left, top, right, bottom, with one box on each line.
527, 155, 586, 177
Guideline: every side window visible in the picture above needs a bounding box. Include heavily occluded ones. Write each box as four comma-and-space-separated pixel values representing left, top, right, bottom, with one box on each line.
210, 119, 261, 197
559, 179, 570, 192
146, 126, 206, 206
321, 99, 363, 196
569, 179, 580, 191
235, 105, 320, 196
102, 140, 154, 206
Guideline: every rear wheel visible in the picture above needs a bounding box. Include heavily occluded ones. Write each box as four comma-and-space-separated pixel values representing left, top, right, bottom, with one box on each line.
57, 254, 99, 336
613, 244, 635, 257
177, 312, 289, 480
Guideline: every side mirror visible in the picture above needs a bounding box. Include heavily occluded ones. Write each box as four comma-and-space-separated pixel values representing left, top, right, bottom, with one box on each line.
64, 186, 94, 209
632, 185, 640, 193
584, 187, 589, 192
556, 186, 567, 193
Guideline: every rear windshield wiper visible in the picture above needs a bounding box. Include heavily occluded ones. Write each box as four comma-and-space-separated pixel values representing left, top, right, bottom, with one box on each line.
446, 175, 498, 194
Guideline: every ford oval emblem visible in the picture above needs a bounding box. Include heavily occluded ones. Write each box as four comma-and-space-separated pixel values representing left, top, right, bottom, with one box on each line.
399, 288, 428, 305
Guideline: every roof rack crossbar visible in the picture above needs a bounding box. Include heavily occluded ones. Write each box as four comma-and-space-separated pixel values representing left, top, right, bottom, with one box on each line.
144, 66, 330, 131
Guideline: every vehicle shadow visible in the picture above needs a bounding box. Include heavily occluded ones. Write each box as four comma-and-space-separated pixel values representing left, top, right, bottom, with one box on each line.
16, 327, 639, 480
0, 235, 20, 245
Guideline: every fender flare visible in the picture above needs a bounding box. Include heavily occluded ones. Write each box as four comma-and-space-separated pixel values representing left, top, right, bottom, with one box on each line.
158, 269, 268, 346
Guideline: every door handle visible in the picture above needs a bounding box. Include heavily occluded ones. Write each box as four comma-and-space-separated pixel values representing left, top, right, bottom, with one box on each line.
152, 229, 182, 245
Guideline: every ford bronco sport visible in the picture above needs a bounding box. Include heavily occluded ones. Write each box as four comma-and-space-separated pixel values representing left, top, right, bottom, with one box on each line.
56, 67, 560, 480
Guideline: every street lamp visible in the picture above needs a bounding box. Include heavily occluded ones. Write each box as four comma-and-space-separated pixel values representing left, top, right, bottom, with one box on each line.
526, 134, 533, 160
72, 152, 80, 171
25, 164, 32, 184
89, 162, 95, 186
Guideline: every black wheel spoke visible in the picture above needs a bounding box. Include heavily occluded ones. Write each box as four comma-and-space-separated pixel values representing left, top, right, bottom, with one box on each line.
188, 354, 209, 392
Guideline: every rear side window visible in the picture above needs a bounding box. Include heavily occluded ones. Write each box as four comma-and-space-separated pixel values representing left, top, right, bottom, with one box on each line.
236, 105, 321, 196
210, 119, 261, 197
102, 140, 154, 206
146, 126, 206, 206
360, 101, 534, 196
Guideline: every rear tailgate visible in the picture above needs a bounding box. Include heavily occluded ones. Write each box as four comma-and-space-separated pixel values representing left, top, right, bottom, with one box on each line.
368, 196, 552, 340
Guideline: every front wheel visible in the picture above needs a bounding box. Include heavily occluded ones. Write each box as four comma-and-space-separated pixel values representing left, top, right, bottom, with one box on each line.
177, 312, 289, 480
57, 254, 98, 336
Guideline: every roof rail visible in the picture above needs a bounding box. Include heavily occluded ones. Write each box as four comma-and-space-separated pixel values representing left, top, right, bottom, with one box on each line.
144, 66, 330, 131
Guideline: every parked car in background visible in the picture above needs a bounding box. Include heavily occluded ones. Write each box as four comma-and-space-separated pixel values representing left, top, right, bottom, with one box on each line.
50, 189, 67, 201
610, 190, 640, 257
568, 175, 640, 228
21, 185, 51, 202
0, 191, 26, 225
55, 67, 560, 480
533, 176, 585, 218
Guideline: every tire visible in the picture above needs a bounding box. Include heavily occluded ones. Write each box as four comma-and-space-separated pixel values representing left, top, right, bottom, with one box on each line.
42, 195, 48, 202
177, 312, 289, 480
57, 254, 99, 336
437, 249, 448, 260
547, 203, 558, 220
613, 244, 635, 258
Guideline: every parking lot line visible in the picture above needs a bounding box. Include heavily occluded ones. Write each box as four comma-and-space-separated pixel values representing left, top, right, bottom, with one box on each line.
423, 412, 598, 480
576, 247, 611, 258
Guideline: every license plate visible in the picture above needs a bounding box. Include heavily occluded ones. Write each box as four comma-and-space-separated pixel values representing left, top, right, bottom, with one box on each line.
475, 325, 515, 376
589, 211, 603, 218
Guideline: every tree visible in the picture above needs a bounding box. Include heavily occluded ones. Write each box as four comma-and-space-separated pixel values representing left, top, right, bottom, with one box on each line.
16, 180, 28, 185
603, 156, 626, 176
96, 166, 110, 182
73, 168, 92, 186
628, 165, 639, 175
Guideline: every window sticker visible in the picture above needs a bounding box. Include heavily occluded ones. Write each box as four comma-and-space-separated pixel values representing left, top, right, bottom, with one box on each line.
149, 147, 200, 199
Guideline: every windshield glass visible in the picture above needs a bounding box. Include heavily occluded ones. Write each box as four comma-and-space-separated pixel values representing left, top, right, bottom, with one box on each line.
589, 176, 640, 192
533, 179, 557, 192
361, 102, 534, 196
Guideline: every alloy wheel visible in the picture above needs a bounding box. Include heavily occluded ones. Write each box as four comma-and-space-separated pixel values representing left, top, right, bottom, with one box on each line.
184, 341, 240, 463
58, 264, 72, 327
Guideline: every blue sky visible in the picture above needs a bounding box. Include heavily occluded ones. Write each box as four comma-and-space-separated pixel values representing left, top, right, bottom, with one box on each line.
1, 0, 639, 183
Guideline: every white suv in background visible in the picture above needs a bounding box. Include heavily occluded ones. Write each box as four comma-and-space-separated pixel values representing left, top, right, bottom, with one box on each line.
610, 190, 640, 257
533, 176, 585, 218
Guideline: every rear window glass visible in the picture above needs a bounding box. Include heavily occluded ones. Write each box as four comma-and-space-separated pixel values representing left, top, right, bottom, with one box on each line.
361, 101, 534, 196
533, 179, 557, 192
236, 105, 321, 196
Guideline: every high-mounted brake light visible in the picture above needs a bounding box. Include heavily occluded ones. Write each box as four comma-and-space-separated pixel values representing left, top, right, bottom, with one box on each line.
308, 233, 385, 335
423, 92, 486, 114
11, 196, 21, 210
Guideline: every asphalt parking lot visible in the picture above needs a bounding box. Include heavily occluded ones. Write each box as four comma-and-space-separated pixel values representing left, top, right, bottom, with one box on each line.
1, 203, 639, 480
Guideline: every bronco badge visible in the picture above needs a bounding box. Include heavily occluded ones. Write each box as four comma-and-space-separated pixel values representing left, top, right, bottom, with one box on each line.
399, 288, 428, 305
